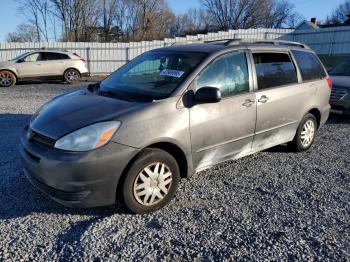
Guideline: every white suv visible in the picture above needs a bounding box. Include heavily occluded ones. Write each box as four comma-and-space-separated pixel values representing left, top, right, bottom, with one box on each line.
0, 50, 89, 87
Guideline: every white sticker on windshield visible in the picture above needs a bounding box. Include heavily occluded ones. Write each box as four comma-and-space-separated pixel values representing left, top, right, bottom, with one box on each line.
160, 69, 184, 78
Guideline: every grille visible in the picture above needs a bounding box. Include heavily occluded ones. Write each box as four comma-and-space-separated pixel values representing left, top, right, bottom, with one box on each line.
25, 171, 90, 202
29, 130, 56, 148
330, 86, 348, 100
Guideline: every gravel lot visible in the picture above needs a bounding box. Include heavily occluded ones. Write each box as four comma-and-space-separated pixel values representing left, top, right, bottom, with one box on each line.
0, 81, 349, 261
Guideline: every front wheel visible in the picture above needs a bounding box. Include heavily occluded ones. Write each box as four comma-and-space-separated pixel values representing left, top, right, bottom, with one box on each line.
63, 69, 80, 84
0, 70, 16, 87
122, 149, 180, 214
290, 113, 317, 152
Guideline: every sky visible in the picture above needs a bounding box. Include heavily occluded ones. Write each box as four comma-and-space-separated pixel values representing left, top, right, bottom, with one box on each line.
0, 0, 346, 42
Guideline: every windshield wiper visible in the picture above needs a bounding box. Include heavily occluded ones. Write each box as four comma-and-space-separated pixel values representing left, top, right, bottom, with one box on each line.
98, 90, 135, 102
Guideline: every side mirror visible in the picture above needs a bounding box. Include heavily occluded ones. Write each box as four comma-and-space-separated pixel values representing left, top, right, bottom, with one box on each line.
194, 87, 221, 104
87, 82, 100, 92
17, 59, 25, 63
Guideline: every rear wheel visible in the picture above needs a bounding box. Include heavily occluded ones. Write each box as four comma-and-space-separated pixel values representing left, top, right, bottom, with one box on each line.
63, 69, 80, 84
290, 113, 317, 152
122, 149, 180, 214
0, 70, 16, 87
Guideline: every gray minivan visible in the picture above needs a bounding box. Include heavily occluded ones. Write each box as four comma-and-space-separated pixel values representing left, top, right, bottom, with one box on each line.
21, 40, 331, 214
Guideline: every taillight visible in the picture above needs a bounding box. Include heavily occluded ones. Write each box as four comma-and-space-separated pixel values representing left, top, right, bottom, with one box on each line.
80, 58, 86, 64
326, 77, 332, 89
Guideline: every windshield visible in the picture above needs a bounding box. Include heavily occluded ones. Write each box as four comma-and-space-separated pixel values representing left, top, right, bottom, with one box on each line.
10, 52, 30, 61
99, 51, 207, 102
329, 60, 350, 76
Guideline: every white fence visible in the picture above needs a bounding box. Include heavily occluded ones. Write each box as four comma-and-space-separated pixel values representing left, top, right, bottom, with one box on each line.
0, 27, 349, 74
280, 26, 350, 56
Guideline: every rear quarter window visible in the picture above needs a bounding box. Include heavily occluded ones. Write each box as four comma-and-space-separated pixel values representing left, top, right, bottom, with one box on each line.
292, 50, 326, 81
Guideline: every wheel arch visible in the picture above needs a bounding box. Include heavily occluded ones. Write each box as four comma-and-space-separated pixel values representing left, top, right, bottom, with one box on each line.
307, 108, 321, 129
115, 141, 191, 203
63, 67, 81, 76
0, 68, 18, 82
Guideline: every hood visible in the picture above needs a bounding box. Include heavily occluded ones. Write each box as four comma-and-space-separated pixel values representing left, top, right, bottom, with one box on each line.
329, 75, 350, 89
30, 89, 147, 140
0, 60, 15, 68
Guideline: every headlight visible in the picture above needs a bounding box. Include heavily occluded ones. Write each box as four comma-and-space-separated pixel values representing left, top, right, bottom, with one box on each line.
54, 121, 121, 151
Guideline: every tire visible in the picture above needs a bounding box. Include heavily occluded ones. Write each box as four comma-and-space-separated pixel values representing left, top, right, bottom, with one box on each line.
122, 148, 180, 214
0, 70, 16, 87
290, 113, 317, 152
63, 69, 80, 84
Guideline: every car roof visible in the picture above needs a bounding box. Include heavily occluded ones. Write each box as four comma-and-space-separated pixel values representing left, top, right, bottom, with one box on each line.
151, 40, 312, 54
28, 49, 73, 55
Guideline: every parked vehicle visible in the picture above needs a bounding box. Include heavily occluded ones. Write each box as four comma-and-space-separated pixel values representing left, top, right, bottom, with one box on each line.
328, 60, 350, 115
20, 40, 331, 214
0, 50, 89, 87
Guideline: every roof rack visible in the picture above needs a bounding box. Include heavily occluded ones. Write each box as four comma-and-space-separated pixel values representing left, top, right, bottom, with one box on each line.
205, 39, 309, 49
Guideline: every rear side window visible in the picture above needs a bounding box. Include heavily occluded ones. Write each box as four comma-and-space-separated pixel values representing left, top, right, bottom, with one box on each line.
292, 50, 326, 81
253, 52, 298, 90
43, 52, 70, 60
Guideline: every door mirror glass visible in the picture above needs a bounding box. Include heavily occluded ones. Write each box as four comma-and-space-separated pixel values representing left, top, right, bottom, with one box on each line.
194, 87, 221, 104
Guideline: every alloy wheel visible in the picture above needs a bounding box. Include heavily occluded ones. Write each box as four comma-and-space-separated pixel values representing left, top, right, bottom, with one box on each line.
300, 119, 315, 148
66, 70, 79, 82
0, 72, 13, 87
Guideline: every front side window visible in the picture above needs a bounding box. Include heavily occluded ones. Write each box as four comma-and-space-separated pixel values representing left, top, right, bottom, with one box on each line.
194, 51, 249, 98
100, 51, 207, 101
253, 52, 298, 90
24, 53, 42, 62
292, 50, 326, 81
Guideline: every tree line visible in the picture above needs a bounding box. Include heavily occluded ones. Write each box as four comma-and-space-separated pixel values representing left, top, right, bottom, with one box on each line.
7, 0, 344, 43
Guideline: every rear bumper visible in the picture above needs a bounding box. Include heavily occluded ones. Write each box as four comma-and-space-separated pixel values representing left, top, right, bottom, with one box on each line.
320, 104, 331, 127
330, 99, 350, 115
20, 134, 139, 208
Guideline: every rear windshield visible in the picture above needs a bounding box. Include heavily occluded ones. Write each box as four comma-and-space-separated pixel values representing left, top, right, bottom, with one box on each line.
100, 51, 207, 101
292, 50, 326, 81
329, 60, 350, 76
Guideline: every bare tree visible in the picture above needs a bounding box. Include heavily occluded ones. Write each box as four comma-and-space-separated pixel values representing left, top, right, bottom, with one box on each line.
50, 0, 99, 42
130, 0, 174, 41
325, 0, 350, 24
17, 0, 52, 41
6, 23, 38, 42
264, 0, 301, 28
200, 0, 298, 30
100, 0, 118, 41
172, 8, 212, 36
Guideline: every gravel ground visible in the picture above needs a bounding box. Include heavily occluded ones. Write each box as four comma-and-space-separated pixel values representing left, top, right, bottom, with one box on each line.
0, 82, 349, 261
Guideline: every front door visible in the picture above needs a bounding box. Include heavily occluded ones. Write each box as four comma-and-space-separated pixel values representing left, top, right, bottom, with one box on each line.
16, 52, 45, 78
189, 50, 256, 170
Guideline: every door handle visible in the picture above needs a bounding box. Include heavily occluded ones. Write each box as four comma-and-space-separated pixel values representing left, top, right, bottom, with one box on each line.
242, 99, 255, 107
258, 95, 269, 103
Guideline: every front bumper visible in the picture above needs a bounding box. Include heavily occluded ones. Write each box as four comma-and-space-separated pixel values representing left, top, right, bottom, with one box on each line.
20, 134, 139, 208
